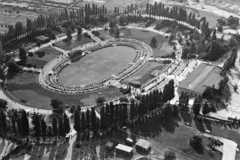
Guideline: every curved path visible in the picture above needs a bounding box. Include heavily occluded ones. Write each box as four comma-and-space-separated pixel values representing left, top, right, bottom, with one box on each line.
39, 38, 153, 94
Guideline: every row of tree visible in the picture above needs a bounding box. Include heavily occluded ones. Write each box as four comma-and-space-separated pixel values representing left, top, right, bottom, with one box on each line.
0, 3, 110, 48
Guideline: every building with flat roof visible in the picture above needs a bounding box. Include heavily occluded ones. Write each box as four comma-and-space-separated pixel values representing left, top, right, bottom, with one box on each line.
34, 35, 50, 44
178, 63, 222, 97
135, 139, 151, 152
115, 144, 133, 156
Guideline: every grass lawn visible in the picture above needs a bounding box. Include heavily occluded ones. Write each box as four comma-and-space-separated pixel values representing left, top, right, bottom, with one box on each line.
100, 28, 173, 57
129, 116, 222, 160
58, 46, 136, 86
54, 35, 93, 51
28, 47, 62, 68
123, 62, 165, 84
6, 72, 123, 109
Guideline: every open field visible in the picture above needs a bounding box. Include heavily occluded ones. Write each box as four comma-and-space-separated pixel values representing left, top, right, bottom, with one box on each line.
58, 46, 136, 86
100, 28, 173, 57
0, 6, 49, 27
123, 62, 165, 84
6, 72, 123, 108
75, 0, 148, 11
28, 47, 62, 68
54, 35, 93, 51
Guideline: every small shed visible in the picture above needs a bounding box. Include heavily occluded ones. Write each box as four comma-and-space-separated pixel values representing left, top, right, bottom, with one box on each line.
126, 138, 134, 146
135, 139, 151, 152
115, 144, 133, 156
34, 35, 50, 44
106, 142, 114, 150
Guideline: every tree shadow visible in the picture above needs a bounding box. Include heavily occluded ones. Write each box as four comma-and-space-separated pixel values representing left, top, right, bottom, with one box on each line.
193, 117, 205, 133
130, 116, 163, 138
203, 119, 212, 132
159, 117, 179, 133
48, 145, 57, 160
180, 111, 193, 124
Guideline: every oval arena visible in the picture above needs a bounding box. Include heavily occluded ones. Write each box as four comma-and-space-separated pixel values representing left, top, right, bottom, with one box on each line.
39, 38, 153, 94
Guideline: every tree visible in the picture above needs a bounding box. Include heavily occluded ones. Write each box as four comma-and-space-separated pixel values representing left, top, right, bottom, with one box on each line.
202, 102, 210, 115
74, 110, 81, 140
192, 97, 201, 115
96, 96, 105, 105
77, 27, 82, 35
0, 111, 7, 135
190, 42, 196, 53
163, 103, 173, 117
41, 119, 47, 139
7, 60, 19, 75
66, 27, 72, 40
11, 115, 17, 135
33, 114, 41, 137
119, 15, 127, 26
63, 113, 70, 135
91, 108, 97, 130
0, 99, 7, 109
172, 105, 179, 117
119, 97, 128, 103
21, 110, 29, 137
69, 105, 76, 114
229, 36, 238, 47
58, 116, 65, 138
51, 99, 64, 115
190, 135, 203, 153
17, 117, 23, 136
217, 26, 223, 32
151, 36, 157, 48
19, 47, 27, 64
164, 150, 176, 160
52, 116, 58, 138
115, 29, 120, 38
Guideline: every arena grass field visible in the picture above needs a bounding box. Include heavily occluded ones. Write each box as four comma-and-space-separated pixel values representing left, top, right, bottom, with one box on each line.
58, 46, 137, 86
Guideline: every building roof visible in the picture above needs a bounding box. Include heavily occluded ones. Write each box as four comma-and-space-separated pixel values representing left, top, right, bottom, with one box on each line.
179, 63, 222, 94
35, 35, 50, 41
136, 139, 151, 150
115, 144, 133, 153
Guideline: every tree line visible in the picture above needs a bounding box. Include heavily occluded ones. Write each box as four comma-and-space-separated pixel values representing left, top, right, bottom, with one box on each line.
0, 3, 110, 49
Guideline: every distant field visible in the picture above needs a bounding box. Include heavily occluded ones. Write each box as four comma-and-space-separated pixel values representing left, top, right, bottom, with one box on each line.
0, 6, 49, 26
100, 28, 173, 57
54, 35, 93, 51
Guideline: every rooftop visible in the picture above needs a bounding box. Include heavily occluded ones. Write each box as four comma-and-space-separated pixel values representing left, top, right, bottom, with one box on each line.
115, 144, 133, 153
179, 63, 222, 94
136, 139, 151, 150
35, 35, 50, 41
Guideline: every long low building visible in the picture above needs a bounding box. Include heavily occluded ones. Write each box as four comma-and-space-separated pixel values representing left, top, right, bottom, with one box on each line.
178, 63, 222, 97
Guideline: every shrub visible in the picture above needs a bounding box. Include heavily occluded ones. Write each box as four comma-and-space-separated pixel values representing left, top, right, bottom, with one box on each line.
35, 51, 45, 58
92, 30, 100, 37
28, 52, 33, 57
164, 150, 176, 160
83, 32, 91, 38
